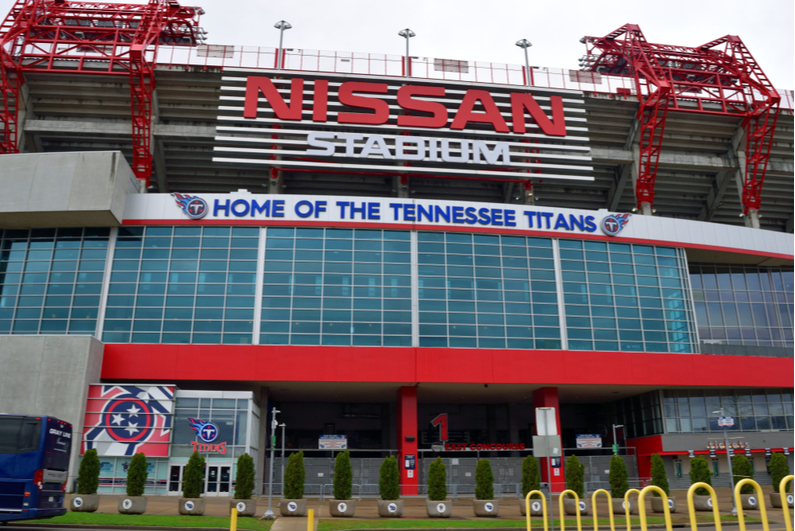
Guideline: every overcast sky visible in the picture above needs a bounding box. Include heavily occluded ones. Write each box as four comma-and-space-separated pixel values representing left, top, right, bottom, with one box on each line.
1, 0, 792, 89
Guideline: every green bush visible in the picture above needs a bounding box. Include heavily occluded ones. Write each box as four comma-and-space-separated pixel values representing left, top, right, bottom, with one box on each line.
379, 456, 400, 500
126, 452, 148, 497
565, 455, 584, 499
333, 451, 353, 500
649, 454, 669, 497
475, 459, 494, 500
769, 452, 792, 493
609, 455, 629, 498
688, 456, 712, 496
77, 449, 100, 495
234, 453, 255, 499
283, 451, 305, 499
427, 457, 447, 501
521, 456, 541, 499
182, 451, 205, 499
731, 455, 754, 495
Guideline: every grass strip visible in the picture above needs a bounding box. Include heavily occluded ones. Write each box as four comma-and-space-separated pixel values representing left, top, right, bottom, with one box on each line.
39, 511, 272, 530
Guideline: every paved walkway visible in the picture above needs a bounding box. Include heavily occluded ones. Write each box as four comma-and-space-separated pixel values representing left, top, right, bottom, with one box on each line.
66, 486, 792, 525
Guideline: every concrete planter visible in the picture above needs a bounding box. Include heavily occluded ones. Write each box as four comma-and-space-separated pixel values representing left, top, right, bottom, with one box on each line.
473, 499, 499, 517
426, 499, 453, 517
230, 499, 257, 517
178, 498, 205, 515
740, 494, 759, 510
329, 499, 356, 517
118, 496, 147, 515
378, 499, 403, 517
612, 498, 638, 515
280, 498, 307, 517
563, 497, 590, 516
769, 492, 794, 508
651, 496, 676, 513
693, 495, 714, 511
520, 497, 545, 516
70, 494, 99, 512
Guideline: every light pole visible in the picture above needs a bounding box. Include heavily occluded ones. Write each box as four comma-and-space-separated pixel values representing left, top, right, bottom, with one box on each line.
263, 407, 280, 519
515, 39, 533, 86
612, 424, 624, 456
713, 409, 739, 516
398, 28, 415, 77
279, 423, 286, 497
274, 20, 292, 70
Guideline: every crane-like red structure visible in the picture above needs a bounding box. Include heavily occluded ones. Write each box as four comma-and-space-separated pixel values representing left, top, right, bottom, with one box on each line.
0, 0, 204, 185
581, 24, 780, 218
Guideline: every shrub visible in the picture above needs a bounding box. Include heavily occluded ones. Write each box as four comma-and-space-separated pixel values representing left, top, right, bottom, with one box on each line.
234, 453, 255, 499
475, 459, 494, 500
565, 455, 584, 499
688, 456, 712, 496
379, 456, 400, 500
769, 452, 792, 493
126, 452, 148, 497
427, 457, 447, 501
731, 455, 754, 495
77, 449, 100, 495
521, 456, 541, 499
649, 453, 669, 498
609, 455, 629, 498
182, 451, 205, 499
333, 450, 353, 500
283, 451, 305, 499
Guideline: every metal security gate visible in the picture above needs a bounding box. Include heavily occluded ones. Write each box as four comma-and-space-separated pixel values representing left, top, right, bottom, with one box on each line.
267, 457, 390, 497
419, 456, 524, 497
581, 454, 641, 492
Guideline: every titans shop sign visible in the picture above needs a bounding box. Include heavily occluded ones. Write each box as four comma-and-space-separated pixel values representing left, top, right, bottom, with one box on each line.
83, 385, 175, 457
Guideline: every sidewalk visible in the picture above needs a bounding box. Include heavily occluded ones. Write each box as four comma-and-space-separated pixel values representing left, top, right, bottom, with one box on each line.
66, 486, 791, 523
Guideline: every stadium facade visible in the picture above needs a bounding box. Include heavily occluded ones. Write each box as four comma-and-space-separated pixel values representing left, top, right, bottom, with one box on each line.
0, 2, 792, 496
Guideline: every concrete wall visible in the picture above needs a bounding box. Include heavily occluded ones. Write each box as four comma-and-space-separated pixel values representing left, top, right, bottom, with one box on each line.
0, 151, 142, 228
0, 335, 104, 487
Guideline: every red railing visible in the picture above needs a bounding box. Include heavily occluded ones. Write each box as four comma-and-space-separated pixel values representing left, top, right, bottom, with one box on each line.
155, 44, 794, 110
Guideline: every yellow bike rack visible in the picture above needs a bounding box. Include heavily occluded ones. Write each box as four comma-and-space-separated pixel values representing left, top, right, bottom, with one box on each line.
623, 488, 641, 531
734, 479, 769, 531
559, 489, 584, 531
591, 489, 615, 531
780, 475, 794, 531
637, 486, 672, 531
686, 482, 721, 531
525, 490, 549, 531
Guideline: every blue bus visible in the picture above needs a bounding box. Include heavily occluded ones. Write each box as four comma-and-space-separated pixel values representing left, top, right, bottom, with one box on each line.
0, 415, 72, 523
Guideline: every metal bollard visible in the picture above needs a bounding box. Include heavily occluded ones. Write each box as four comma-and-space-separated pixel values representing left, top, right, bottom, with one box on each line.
307, 508, 314, 531
686, 482, 722, 531
230, 507, 238, 531
591, 489, 615, 531
624, 488, 641, 531
637, 486, 672, 531
780, 475, 794, 531
525, 490, 548, 531
559, 489, 583, 531
734, 479, 769, 531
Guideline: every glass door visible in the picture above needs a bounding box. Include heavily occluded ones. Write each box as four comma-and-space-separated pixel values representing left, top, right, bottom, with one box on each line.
168, 465, 184, 496
204, 465, 232, 497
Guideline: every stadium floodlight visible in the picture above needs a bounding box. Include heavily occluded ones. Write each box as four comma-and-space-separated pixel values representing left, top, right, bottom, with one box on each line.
274, 20, 292, 70
515, 39, 532, 86
398, 28, 416, 77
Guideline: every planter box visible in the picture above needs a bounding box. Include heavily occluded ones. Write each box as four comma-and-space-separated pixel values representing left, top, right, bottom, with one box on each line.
70, 494, 99, 513
378, 499, 403, 517
230, 499, 257, 517
178, 498, 205, 516
118, 496, 146, 515
473, 499, 499, 517
770, 492, 794, 508
280, 498, 307, 517
563, 497, 590, 516
651, 496, 676, 513
693, 495, 714, 511
612, 498, 638, 515
329, 499, 356, 517
426, 499, 452, 518
740, 494, 759, 510
520, 497, 545, 516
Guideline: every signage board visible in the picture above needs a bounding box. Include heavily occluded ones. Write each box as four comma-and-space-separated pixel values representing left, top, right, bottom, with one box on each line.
535, 407, 558, 436
444, 442, 526, 451
319, 435, 347, 449
532, 435, 562, 458
576, 434, 602, 448
717, 416, 735, 428
214, 73, 593, 183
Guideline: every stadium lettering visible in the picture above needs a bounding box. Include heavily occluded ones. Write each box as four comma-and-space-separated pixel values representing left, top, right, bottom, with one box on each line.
190, 441, 227, 454
244, 77, 566, 136
444, 443, 527, 451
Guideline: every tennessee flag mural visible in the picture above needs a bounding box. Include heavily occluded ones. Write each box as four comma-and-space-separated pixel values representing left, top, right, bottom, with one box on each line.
83, 385, 175, 456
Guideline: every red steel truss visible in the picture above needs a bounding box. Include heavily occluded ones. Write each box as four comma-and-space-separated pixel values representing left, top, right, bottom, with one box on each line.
581, 24, 780, 215
0, 0, 203, 184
